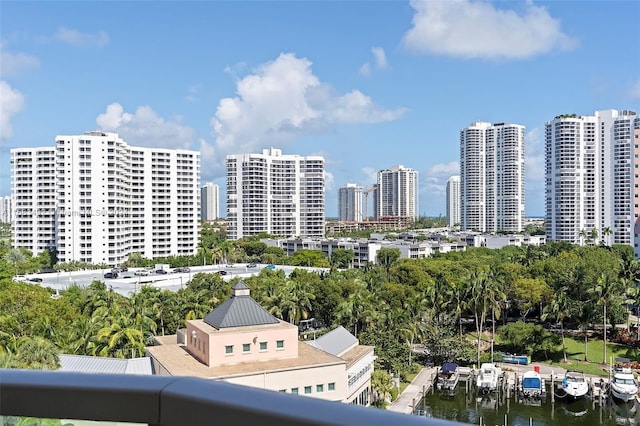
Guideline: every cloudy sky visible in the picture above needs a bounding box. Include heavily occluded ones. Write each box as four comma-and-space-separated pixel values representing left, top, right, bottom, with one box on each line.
1, 1, 638, 217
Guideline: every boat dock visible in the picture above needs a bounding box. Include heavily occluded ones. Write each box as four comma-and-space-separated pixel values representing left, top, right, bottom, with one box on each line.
389, 362, 620, 415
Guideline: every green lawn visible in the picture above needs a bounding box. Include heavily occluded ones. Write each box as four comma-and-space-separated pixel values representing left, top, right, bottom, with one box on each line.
540, 335, 639, 376
399, 371, 418, 394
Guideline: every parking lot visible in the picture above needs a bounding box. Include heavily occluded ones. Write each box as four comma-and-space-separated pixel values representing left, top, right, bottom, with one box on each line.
17, 264, 325, 297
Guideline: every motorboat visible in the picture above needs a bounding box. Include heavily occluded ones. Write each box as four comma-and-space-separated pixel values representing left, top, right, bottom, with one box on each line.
520, 369, 545, 398
476, 363, 502, 394
437, 362, 460, 392
561, 370, 589, 399
610, 358, 638, 403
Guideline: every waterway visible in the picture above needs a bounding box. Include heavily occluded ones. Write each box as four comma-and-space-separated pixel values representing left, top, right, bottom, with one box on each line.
416, 384, 639, 425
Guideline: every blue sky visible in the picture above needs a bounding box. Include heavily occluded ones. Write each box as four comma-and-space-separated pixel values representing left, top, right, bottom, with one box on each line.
1, 1, 639, 218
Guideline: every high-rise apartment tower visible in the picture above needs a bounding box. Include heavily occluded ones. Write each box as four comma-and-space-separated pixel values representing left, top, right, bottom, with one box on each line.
446, 175, 461, 228
200, 182, 220, 221
11, 131, 201, 265
460, 121, 525, 232
226, 148, 325, 240
338, 183, 363, 222
545, 110, 640, 255
375, 165, 419, 220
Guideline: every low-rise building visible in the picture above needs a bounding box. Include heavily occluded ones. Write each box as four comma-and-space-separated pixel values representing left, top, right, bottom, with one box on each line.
146, 282, 375, 406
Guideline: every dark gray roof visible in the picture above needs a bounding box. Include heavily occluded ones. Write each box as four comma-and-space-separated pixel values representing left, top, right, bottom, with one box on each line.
203, 288, 280, 329
306, 326, 358, 357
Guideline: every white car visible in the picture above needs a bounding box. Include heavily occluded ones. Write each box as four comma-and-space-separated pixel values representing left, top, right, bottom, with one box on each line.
134, 269, 150, 276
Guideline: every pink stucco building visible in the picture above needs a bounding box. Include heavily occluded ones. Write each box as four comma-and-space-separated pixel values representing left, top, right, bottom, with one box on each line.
146, 281, 375, 406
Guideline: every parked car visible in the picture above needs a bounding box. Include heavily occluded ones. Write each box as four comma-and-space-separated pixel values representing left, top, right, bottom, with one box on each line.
264, 264, 276, 270
226, 264, 234, 268
104, 272, 118, 279
173, 267, 191, 273
27, 277, 43, 283
217, 270, 228, 275
247, 263, 257, 268
134, 269, 150, 276
155, 269, 168, 274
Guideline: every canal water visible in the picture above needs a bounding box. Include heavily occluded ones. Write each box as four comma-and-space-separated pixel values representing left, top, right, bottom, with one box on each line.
416, 384, 639, 425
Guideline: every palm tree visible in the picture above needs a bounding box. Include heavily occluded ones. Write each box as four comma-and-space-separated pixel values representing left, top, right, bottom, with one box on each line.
602, 227, 612, 246
466, 269, 489, 367
334, 285, 376, 338
541, 286, 574, 363
579, 229, 587, 246
486, 265, 506, 362
370, 370, 395, 408
283, 278, 315, 325
4, 248, 26, 275
590, 273, 624, 363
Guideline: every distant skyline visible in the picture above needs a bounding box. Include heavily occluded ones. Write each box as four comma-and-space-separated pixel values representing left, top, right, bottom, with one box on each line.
1, 1, 639, 217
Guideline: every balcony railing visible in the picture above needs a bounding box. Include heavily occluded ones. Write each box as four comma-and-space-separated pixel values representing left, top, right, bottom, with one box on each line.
0, 369, 464, 426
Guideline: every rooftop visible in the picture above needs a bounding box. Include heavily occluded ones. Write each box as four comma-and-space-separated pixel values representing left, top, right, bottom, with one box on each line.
147, 340, 344, 379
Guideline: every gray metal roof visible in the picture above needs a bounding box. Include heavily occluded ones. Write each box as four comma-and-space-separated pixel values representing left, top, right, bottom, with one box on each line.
233, 281, 250, 290
58, 354, 153, 375
203, 287, 280, 329
306, 326, 358, 357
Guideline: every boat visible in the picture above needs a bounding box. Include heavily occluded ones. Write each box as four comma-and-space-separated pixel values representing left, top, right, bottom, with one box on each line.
610, 357, 638, 403
561, 370, 589, 399
476, 363, 502, 394
520, 369, 545, 399
500, 353, 531, 365
437, 362, 460, 392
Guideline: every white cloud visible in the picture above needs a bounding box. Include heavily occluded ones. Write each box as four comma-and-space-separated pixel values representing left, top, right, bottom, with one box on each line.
358, 62, 372, 77
0, 80, 25, 141
324, 171, 335, 192
359, 46, 389, 76
185, 84, 202, 102
208, 52, 406, 173
402, 0, 577, 59
361, 167, 378, 185
96, 102, 195, 149
54, 27, 109, 48
371, 47, 388, 69
630, 80, 640, 100
0, 48, 40, 78
423, 161, 459, 195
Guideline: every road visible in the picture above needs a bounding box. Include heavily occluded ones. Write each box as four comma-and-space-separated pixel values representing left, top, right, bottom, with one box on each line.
17, 264, 328, 297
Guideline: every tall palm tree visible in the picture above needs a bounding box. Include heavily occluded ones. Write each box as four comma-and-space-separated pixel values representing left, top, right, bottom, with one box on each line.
590, 273, 624, 363
486, 265, 506, 362
334, 285, 376, 338
541, 286, 574, 363
602, 227, 612, 246
283, 278, 315, 325
466, 269, 489, 367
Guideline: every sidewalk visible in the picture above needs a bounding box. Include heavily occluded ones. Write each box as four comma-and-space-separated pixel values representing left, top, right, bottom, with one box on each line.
388, 367, 438, 414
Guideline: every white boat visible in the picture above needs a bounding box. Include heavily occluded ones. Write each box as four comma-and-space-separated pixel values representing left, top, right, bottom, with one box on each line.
437, 362, 460, 392
476, 363, 502, 394
520, 370, 545, 398
561, 370, 589, 399
610, 358, 638, 403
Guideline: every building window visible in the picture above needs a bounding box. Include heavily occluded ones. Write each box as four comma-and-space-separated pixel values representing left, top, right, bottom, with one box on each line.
243, 343, 251, 353
276, 340, 284, 350
291, 388, 299, 395
304, 386, 312, 394
328, 382, 335, 391
225, 345, 233, 355
259, 341, 267, 351
316, 384, 324, 393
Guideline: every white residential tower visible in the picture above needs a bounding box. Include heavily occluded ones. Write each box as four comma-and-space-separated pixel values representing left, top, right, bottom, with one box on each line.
338, 183, 363, 222
460, 122, 525, 232
226, 148, 325, 240
446, 175, 461, 228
